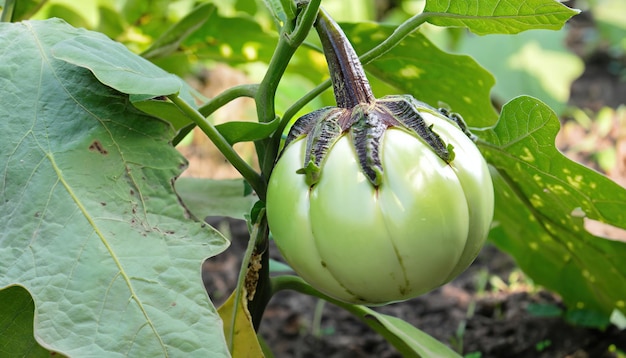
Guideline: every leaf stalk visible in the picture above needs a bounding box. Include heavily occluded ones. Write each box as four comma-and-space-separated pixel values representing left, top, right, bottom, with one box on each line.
167, 94, 267, 200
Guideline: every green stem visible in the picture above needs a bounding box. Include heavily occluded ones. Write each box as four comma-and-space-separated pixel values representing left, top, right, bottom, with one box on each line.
271, 275, 354, 312
256, 0, 321, 177
198, 83, 258, 117
256, 0, 321, 125
244, 1, 322, 332
173, 84, 258, 146
1, 0, 16, 22
168, 94, 266, 199
359, 12, 431, 64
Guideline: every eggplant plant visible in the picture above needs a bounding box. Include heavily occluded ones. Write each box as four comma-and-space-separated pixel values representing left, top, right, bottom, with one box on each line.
1, 0, 625, 357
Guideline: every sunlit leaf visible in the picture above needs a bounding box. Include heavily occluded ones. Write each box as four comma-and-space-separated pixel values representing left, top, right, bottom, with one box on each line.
0, 19, 230, 356
132, 98, 192, 131
424, 0, 579, 35
477, 96, 626, 318
262, 0, 294, 27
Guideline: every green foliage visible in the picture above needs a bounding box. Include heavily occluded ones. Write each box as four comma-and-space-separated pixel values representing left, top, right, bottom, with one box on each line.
1, 0, 623, 357
477, 96, 626, 320
423, 0, 579, 35
0, 19, 229, 356
52, 32, 183, 96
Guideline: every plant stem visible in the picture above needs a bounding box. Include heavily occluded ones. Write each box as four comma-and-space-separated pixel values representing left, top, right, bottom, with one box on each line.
244, 0, 322, 332
173, 84, 258, 146
359, 12, 431, 64
167, 94, 266, 199
1, 0, 16, 22
256, 0, 321, 125
280, 12, 432, 129
198, 83, 258, 117
315, 8, 375, 108
256, 0, 321, 176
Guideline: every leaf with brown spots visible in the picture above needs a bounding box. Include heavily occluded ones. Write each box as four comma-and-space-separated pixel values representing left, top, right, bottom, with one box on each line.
0, 19, 230, 357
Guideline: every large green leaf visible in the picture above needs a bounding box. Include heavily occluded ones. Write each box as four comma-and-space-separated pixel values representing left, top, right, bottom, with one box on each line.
343, 22, 498, 127
0, 19, 230, 356
424, 0, 579, 35
477, 96, 626, 318
0, 286, 55, 357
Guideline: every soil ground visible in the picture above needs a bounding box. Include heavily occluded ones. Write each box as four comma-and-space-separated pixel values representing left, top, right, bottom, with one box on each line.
182, 7, 626, 358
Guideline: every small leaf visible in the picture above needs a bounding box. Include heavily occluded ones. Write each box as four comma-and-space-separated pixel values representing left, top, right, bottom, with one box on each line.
343, 22, 498, 127
262, 0, 294, 28
132, 98, 192, 131
51, 26, 182, 96
216, 119, 280, 145
477, 96, 626, 318
175, 178, 258, 221
217, 290, 265, 357
0, 286, 56, 357
424, 0, 580, 35
142, 3, 217, 59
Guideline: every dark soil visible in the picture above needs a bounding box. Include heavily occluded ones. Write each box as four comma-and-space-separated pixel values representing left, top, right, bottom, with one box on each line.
193, 4, 626, 357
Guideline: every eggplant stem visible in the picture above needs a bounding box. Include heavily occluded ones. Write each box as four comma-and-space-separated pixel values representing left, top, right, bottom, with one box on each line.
314, 8, 375, 108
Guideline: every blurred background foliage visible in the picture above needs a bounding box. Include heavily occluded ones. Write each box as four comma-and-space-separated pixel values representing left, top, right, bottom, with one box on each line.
7, 0, 623, 119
